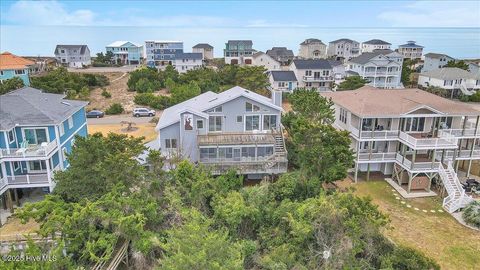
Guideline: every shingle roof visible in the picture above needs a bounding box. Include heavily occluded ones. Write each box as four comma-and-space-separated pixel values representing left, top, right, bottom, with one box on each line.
0, 87, 88, 130
300, 38, 325, 45
54, 45, 89, 55
363, 39, 391, 45
175, 52, 203, 60
398, 41, 424, 48
227, 40, 253, 46
420, 67, 479, 80
424, 53, 452, 59
269, 71, 297, 82
193, 43, 213, 49
156, 86, 282, 130
292, 59, 332, 69
327, 59, 343, 67
0, 52, 34, 70
266, 47, 294, 60
348, 50, 395, 65
322, 86, 480, 117
329, 38, 358, 44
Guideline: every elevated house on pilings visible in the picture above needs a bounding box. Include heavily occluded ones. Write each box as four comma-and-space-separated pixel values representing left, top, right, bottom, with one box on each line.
323, 86, 477, 212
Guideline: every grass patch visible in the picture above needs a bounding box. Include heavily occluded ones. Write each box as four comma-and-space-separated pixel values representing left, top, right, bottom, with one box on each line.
0, 218, 39, 241
88, 123, 157, 142
338, 179, 480, 270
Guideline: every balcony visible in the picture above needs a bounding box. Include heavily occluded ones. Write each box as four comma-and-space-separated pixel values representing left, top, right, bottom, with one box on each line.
437, 149, 480, 161
349, 125, 399, 140
438, 129, 480, 138
357, 152, 396, 163
302, 76, 334, 82
395, 153, 441, 172
399, 131, 458, 149
0, 141, 58, 160
2, 164, 60, 192
200, 154, 288, 175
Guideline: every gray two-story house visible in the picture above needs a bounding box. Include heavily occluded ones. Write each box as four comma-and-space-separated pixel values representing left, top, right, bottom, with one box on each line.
54, 45, 91, 68
155, 86, 287, 178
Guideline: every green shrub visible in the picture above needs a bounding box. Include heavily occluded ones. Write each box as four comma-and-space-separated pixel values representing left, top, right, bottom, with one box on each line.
105, 103, 124, 115
380, 245, 440, 270
134, 93, 171, 110
462, 201, 480, 228
101, 89, 112, 98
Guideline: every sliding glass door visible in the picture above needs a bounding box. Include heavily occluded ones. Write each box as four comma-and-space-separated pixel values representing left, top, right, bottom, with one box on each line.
23, 128, 48, 145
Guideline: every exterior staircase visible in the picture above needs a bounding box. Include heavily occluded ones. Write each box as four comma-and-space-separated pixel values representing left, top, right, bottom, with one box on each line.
264, 128, 288, 170
438, 162, 474, 213
458, 81, 475, 96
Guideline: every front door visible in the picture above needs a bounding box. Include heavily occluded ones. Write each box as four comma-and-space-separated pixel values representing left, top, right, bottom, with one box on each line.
233, 148, 241, 161
288, 82, 292, 91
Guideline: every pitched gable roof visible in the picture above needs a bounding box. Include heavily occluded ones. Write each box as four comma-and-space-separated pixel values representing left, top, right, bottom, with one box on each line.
329, 38, 358, 44
107, 41, 141, 47
363, 39, 391, 45
156, 86, 282, 130
348, 50, 399, 65
420, 67, 479, 80
0, 87, 88, 130
424, 53, 452, 59
300, 38, 325, 45
292, 59, 332, 69
0, 52, 35, 70
54, 45, 89, 55
269, 71, 297, 82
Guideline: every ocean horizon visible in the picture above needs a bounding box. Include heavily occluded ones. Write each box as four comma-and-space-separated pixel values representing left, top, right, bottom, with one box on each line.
2, 25, 479, 59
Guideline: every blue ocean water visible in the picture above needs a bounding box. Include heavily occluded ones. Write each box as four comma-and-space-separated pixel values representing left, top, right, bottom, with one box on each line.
1, 26, 479, 59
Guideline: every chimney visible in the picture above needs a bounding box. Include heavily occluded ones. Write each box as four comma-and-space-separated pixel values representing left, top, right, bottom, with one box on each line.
271, 90, 282, 107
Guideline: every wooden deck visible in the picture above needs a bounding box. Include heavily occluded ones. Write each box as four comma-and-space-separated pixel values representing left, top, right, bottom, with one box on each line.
198, 132, 277, 145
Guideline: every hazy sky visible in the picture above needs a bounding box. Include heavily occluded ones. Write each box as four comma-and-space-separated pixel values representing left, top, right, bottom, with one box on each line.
1, 0, 480, 57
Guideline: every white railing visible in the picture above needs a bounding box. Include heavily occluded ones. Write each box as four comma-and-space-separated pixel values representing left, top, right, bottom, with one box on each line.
399, 131, 458, 148
438, 129, 480, 138
438, 149, 480, 160
6, 173, 49, 185
358, 152, 396, 162
395, 153, 440, 172
0, 141, 58, 159
438, 162, 474, 213
303, 76, 334, 82
359, 130, 399, 140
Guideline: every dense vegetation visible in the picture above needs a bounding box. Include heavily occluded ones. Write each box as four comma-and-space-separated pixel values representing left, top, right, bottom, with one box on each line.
462, 201, 480, 228
131, 65, 270, 108
444, 60, 469, 70
337, 76, 369, 90
401, 59, 415, 87
31, 67, 109, 98
1, 90, 439, 269
0, 77, 24, 94
105, 103, 124, 115
92, 51, 122, 67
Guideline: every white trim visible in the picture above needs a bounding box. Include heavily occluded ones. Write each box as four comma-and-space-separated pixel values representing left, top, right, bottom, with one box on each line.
13, 161, 20, 171
21, 127, 49, 145
60, 121, 87, 147
199, 144, 275, 149
67, 116, 73, 129
244, 114, 261, 132
262, 114, 278, 130
208, 115, 224, 133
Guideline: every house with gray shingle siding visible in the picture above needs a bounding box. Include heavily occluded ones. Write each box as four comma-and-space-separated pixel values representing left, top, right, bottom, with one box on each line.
361, 39, 391, 53
265, 47, 294, 65
289, 59, 334, 91
418, 67, 480, 98
422, 53, 455, 73
268, 71, 298, 92
327, 38, 360, 62
174, 52, 203, 73
54, 45, 91, 68
192, 43, 214, 60
155, 86, 287, 177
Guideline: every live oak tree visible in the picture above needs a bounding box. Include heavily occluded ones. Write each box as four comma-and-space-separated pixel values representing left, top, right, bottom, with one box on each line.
337, 76, 369, 91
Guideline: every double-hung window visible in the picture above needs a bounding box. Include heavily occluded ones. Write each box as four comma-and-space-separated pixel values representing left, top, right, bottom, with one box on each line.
209, 116, 222, 132
165, 139, 177, 149
67, 117, 74, 129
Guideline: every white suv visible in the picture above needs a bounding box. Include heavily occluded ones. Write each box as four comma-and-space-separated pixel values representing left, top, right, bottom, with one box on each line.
133, 108, 155, 117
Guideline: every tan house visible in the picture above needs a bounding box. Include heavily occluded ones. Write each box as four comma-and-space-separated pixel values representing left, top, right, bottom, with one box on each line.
298, 38, 327, 59
193, 43, 214, 60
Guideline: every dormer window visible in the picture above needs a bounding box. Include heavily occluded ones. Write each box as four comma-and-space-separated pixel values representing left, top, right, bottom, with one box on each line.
207, 106, 222, 113
245, 102, 260, 112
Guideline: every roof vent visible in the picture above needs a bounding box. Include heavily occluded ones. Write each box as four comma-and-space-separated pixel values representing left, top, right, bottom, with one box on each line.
61, 101, 71, 106
208, 98, 218, 102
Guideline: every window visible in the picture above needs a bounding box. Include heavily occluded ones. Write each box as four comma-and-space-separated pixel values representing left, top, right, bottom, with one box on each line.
207, 106, 223, 113
24, 128, 48, 145
59, 123, 65, 136
305, 70, 312, 76
404, 117, 425, 132
7, 129, 15, 143
306, 82, 312, 87
196, 120, 204, 129
241, 147, 256, 158
0, 71, 3, 75
165, 139, 177, 149
61, 49, 65, 53
444, 80, 453, 86
339, 108, 347, 124
13, 161, 20, 171
209, 116, 223, 132
200, 148, 217, 159
28, 160, 47, 171
257, 146, 274, 157
263, 115, 277, 130
15, 69, 25, 75
360, 141, 376, 150
236, 115, 243, 123
218, 147, 233, 159
67, 117, 73, 129
245, 102, 260, 112
245, 115, 260, 131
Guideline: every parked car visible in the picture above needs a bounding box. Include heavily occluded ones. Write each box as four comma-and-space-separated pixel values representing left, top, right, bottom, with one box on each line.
133, 108, 155, 117
86, 110, 105, 118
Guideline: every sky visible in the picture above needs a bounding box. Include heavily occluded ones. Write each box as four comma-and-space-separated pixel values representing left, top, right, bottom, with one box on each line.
1, 0, 480, 58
